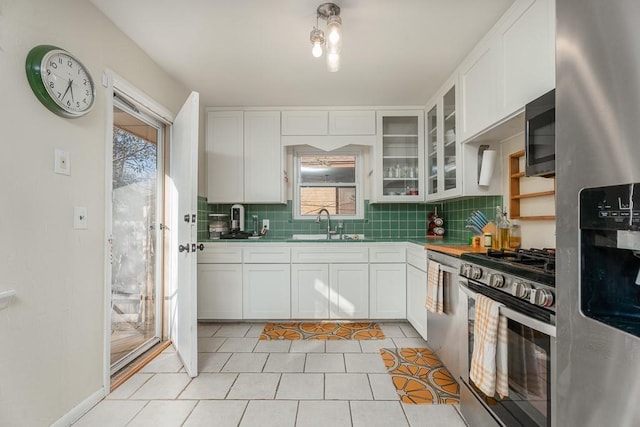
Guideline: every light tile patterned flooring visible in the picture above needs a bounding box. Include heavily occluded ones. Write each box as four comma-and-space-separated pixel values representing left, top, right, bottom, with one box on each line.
75, 322, 468, 427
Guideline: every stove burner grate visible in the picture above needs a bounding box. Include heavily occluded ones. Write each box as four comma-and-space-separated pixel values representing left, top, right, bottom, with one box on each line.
486, 248, 556, 273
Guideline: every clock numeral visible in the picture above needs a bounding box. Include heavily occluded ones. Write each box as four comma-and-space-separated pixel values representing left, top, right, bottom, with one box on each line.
57, 92, 62, 98
49, 81, 54, 88
83, 79, 89, 86
83, 98, 87, 104
76, 102, 80, 108
67, 100, 71, 107
67, 60, 73, 67
58, 57, 63, 64
46, 69, 51, 76
50, 62, 58, 69
85, 90, 90, 96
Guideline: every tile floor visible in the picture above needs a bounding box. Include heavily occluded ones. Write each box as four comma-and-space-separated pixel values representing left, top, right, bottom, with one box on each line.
75, 322, 468, 427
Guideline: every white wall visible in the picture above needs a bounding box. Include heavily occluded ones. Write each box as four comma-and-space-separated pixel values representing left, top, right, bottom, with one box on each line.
501, 133, 556, 248
0, 1, 189, 425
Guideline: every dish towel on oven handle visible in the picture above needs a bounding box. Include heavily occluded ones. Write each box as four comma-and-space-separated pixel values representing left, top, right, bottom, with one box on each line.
469, 294, 509, 399
425, 261, 444, 314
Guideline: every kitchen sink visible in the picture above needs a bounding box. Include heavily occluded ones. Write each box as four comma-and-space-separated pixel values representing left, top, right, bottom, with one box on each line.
290, 234, 366, 241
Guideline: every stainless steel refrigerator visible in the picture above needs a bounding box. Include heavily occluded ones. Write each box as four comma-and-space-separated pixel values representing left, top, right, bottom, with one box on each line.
557, 0, 640, 425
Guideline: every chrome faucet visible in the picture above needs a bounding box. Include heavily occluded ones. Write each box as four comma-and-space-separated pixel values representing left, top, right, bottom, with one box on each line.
315, 208, 331, 240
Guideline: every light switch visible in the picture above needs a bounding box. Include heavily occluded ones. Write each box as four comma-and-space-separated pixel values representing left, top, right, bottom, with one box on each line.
74, 206, 88, 229
55, 149, 71, 175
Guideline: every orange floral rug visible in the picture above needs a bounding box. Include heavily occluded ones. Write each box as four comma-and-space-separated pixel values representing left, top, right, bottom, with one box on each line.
259, 322, 386, 340
379, 347, 459, 405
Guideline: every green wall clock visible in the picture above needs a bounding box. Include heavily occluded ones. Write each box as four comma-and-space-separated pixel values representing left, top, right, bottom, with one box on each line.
25, 45, 96, 118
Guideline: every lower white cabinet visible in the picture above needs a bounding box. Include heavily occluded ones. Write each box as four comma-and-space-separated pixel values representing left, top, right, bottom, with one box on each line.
369, 264, 407, 319
291, 263, 369, 319
406, 264, 428, 340
197, 263, 243, 319
243, 264, 291, 319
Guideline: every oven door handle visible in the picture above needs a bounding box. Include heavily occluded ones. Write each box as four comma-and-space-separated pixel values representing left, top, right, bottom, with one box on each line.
427, 258, 459, 275
459, 279, 556, 338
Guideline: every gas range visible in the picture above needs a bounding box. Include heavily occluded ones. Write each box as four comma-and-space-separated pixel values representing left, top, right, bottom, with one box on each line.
460, 248, 556, 316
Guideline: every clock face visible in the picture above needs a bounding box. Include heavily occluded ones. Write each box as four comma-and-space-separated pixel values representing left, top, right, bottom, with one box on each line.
25, 45, 96, 118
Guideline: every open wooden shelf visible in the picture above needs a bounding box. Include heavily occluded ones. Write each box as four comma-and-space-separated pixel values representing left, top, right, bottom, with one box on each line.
509, 150, 555, 220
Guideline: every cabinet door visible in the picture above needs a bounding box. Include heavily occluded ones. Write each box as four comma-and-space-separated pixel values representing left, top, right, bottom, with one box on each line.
244, 111, 283, 203
375, 111, 425, 202
243, 264, 291, 319
281, 111, 328, 135
329, 264, 369, 319
329, 111, 376, 135
406, 264, 427, 340
197, 263, 242, 319
459, 43, 498, 142
369, 264, 406, 319
206, 111, 244, 203
498, 0, 555, 116
291, 264, 330, 318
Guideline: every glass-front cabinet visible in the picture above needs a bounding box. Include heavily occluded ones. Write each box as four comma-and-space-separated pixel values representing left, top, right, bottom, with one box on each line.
375, 111, 425, 202
426, 82, 460, 200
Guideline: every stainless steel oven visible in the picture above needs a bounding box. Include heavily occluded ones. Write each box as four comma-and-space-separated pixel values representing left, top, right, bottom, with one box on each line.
458, 250, 557, 427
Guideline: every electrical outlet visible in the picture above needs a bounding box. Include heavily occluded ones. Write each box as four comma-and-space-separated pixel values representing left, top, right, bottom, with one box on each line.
54, 149, 71, 175
74, 206, 88, 229
262, 219, 270, 230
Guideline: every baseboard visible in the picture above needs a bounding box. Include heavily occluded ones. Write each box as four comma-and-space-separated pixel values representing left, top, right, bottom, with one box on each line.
51, 388, 105, 427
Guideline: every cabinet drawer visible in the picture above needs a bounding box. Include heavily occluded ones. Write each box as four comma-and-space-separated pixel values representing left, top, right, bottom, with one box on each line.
291, 246, 368, 264
406, 246, 427, 271
243, 246, 291, 263
369, 245, 406, 263
198, 244, 242, 263
281, 111, 328, 135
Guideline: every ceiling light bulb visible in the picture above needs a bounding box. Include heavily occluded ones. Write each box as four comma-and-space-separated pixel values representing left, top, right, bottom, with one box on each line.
326, 15, 342, 53
312, 41, 323, 58
310, 27, 325, 58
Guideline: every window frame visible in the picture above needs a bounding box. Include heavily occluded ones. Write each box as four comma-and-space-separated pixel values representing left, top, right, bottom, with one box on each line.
293, 147, 364, 220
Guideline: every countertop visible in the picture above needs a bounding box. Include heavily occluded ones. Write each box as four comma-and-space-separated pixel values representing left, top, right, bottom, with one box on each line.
424, 243, 487, 257
200, 236, 471, 246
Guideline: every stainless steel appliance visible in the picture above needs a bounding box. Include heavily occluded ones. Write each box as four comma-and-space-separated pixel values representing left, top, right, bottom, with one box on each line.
208, 213, 229, 239
525, 89, 555, 177
425, 250, 463, 379
230, 204, 245, 231
458, 249, 556, 427
557, 1, 640, 425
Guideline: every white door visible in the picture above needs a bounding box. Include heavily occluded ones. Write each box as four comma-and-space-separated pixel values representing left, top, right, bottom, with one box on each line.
169, 92, 199, 377
243, 264, 291, 319
329, 264, 369, 319
291, 264, 330, 318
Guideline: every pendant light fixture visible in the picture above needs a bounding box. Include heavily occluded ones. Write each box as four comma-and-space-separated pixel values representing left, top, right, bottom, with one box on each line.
309, 3, 342, 72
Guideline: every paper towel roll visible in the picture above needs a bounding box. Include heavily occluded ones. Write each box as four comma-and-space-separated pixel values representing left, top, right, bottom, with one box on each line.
478, 149, 497, 186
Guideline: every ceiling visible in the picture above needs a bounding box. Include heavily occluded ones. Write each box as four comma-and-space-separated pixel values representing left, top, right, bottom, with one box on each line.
90, 0, 515, 108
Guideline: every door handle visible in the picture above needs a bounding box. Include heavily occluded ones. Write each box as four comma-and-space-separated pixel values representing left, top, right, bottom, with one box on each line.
178, 244, 190, 253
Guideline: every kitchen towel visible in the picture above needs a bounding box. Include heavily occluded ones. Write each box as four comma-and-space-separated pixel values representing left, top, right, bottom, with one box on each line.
469, 294, 509, 398
426, 261, 445, 314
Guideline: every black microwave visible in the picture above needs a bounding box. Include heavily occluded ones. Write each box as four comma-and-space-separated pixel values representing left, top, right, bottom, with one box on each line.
525, 89, 555, 177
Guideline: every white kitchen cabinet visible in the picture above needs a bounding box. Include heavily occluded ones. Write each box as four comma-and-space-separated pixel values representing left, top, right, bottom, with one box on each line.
206, 110, 244, 203
206, 110, 283, 204
374, 110, 425, 202
291, 263, 330, 318
329, 111, 376, 135
243, 264, 291, 319
458, 0, 555, 143
458, 42, 498, 143
330, 263, 369, 319
369, 263, 406, 319
281, 111, 328, 135
426, 79, 461, 200
497, 0, 555, 117
244, 111, 284, 203
291, 257, 369, 319
406, 264, 428, 340
197, 263, 243, 319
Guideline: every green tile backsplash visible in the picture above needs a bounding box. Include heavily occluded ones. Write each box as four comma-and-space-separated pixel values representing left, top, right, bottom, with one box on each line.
198, 195, 502, 241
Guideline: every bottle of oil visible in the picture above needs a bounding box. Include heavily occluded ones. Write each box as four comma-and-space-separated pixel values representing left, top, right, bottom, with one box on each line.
497, 209, 511, 250
509, 220, 521, 250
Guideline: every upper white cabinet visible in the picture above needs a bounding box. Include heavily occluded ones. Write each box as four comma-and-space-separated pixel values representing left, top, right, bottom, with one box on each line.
244, 111, 284, 203
281, 110, 376, 136
206, 110, 244, 203
458, 0, 555, 143
497, 0, 555, 117
426, 79, 461, 200
329, 111, 376, 135
281, 111, 328, 135
206, 110, 284, 204
374, 110, 425, 202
